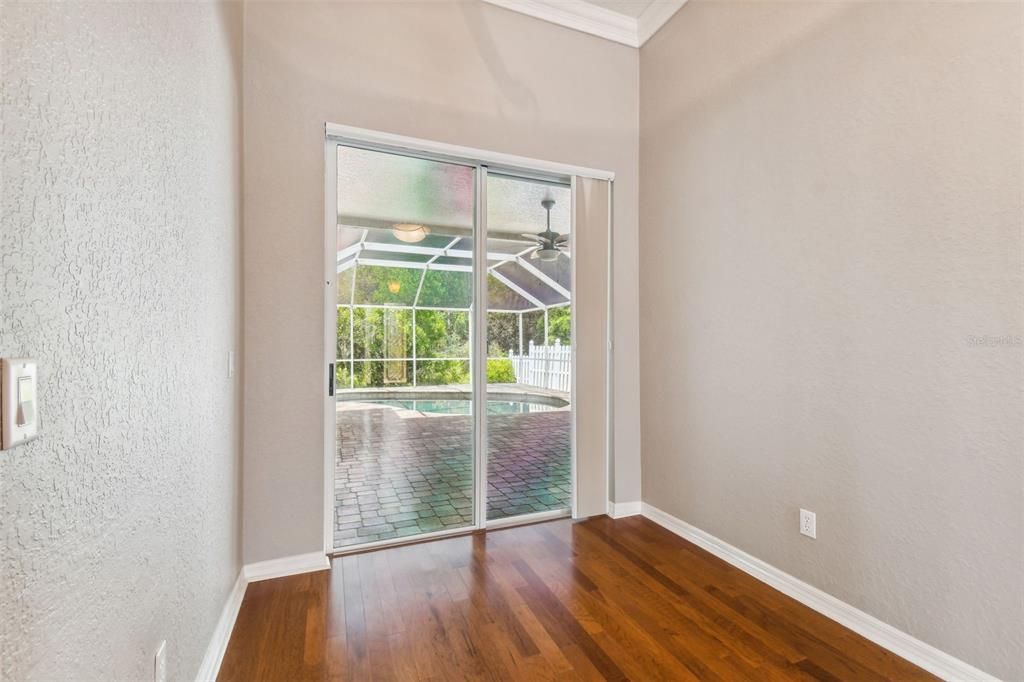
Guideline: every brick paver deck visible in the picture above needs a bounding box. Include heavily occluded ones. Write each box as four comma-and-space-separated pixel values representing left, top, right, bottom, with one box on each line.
334, 402, 571, 548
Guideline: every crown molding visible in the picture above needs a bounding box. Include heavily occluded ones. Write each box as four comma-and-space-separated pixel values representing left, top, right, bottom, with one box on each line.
481, 0, 687, 48
636, 0, 687, 45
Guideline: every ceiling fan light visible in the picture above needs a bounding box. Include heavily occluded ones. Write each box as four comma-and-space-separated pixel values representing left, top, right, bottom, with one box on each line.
392, 223, 429, 243
537, 248, 560, 262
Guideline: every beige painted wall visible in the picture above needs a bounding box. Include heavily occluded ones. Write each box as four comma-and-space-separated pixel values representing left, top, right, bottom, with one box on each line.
243, 1, 641, 563
1, 2, 243, 679
639, 1, 1022, 678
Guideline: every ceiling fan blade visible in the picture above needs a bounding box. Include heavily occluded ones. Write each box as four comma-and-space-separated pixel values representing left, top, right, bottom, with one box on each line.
530, 249, 540, 260
554, 235, 569, 244
520, 233, 544, 242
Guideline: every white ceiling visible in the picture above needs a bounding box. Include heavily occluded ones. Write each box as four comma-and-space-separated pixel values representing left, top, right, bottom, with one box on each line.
584, 0, 655, 20
482, 0, 687, 47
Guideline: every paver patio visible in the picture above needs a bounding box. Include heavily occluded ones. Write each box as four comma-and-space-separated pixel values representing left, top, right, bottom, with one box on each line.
334, 401, 571, 548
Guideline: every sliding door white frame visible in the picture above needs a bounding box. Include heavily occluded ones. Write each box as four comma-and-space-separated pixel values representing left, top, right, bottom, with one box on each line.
570, 175, 578, 518
323, 123, 613, 555
325, 123, 614, 183
471, 164, 489, 529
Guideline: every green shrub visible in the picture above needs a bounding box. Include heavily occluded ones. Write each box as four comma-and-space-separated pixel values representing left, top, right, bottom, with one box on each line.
416, 360, 470, 386
487, 358, 516, 384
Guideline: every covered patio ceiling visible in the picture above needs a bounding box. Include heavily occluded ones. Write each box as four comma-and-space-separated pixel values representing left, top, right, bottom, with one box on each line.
336, 145, 573, 313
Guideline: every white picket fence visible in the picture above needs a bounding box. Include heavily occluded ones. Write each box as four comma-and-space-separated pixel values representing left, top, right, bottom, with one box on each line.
508, 340, 571, 392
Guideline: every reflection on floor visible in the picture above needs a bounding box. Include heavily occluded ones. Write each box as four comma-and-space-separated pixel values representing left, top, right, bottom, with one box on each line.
334, 403, 571, 548
220, 517, 936, 682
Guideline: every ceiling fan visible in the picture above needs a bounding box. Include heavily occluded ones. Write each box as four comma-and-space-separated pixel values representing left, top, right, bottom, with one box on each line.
521, 198, 569, 262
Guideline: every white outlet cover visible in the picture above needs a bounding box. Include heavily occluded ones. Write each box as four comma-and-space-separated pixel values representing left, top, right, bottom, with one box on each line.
800, 509, 816, 539
154, 640, 167, 682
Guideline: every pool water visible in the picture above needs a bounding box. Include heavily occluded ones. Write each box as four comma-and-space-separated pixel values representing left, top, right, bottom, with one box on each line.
366, 399, 561, 415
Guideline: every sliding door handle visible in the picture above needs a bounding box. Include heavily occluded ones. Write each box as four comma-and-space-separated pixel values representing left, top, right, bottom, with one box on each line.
328, 363, 335, 397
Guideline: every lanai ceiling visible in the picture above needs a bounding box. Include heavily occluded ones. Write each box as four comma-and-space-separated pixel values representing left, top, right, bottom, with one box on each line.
335, 145, 573, 313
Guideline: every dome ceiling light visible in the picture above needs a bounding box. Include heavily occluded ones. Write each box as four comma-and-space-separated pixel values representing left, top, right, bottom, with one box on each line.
392, 223, 430, 243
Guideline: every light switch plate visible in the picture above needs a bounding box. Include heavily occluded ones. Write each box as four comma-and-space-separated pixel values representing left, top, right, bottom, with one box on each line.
1, 358, 38, 450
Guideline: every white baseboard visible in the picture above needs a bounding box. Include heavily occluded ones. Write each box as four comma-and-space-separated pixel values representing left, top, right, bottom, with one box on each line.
607, 500, 642, 518
195, 552, 330, 681
242, 551, 330, 583
195, 572, 246, 682
641, 503, 998, 682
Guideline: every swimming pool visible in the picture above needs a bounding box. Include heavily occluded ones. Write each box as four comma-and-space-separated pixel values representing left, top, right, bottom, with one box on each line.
364, 398, 562, 415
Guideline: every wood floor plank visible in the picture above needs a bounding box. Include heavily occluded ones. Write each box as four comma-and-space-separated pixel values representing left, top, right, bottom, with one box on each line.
218, 517, 938, 682
555, 526, 768, 679
605, 516, 935, 681
341, 555, 372, 681
513, 558, 628, 681
570, 521, 803, 671
585, 518, 808, 665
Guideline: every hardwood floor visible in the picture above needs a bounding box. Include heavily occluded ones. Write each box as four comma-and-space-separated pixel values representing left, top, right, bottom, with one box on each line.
218, 516, 935, 681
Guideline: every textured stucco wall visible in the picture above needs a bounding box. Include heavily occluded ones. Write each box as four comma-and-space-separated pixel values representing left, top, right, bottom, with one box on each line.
242, 0, 641, 564
639, 1, 1023, 678
1, 2, 243, 680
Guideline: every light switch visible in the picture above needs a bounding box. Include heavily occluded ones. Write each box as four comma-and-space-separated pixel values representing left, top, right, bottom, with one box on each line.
17, 375, 35, 425
2, 358, 39, 450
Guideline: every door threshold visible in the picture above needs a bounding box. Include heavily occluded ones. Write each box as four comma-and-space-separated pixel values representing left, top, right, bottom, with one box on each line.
486, 508, 570, 530
331, 525, 476, 557
330, 508, 572, 557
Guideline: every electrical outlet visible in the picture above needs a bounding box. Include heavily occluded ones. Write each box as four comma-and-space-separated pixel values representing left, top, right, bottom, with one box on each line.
154, 640, 167, 682
800, 509, 816, 539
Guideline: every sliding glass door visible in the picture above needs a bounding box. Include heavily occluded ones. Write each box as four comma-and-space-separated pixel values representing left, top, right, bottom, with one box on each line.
332, 145, 478, 549
327, 138, 586, 553
484, 174, 573, 523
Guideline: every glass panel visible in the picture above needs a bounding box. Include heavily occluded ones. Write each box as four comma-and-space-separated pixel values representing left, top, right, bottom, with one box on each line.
487, 312, 519, 357
487, 273, 533, 311
351, 360, 413, 388
334, 145, 475, 549
337, 225, 364, 251
431, 256, 473, 269
546, 306, 571, 345
336, 267, 355, 305
349, 307, 412, 360
361, 229, 462, 251
353, 265, 420, 306
334, 362, 352, 389
521, 310, 545, 350
486, 174, 571, 237
487, 239, 531, 256
415, 310, 469, 358
359, 249, 433, 265
517, 307, 571, 355
336, 307, 352, 359
485, 174, 572, 522
417, 269, 472, 309
337, 145, 474, 232
529, 253, 571, 293
492, 260, 569, 307
415, 360, 470, 387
